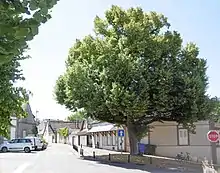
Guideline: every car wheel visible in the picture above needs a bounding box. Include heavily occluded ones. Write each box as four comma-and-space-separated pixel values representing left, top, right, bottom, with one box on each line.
24, 147, 31, 153
1, 147, 8, 153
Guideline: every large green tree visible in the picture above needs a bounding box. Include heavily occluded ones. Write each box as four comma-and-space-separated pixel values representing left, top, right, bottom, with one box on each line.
55, 6, 211, 154
0, 54, 29, 137
0, 0, 59, 136
0, 0, 59, 65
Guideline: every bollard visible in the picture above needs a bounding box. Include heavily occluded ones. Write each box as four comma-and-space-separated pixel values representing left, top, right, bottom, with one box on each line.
149, 157, 152, 164
128, 154, 130, 163
80, 148, 84, 156
109, 153, 111, 161
93, 151, 95, 159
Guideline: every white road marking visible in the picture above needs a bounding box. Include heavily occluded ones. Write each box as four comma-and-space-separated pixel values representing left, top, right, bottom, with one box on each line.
13, 163, 31, 173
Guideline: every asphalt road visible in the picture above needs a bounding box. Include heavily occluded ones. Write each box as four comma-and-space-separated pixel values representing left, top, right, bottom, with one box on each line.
0, 144, 197, 173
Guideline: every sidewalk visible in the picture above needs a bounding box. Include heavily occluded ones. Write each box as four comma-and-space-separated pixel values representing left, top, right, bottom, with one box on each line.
71, 145, 202, 172
80, 146, 125, 156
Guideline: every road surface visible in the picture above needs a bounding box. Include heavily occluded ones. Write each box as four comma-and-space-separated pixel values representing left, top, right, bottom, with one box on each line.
0, 144, 196, 173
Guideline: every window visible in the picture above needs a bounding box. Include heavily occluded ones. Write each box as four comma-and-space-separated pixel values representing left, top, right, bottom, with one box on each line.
22, 130, 26, 137
107, 133, 112, 146
25, 139, 32, 143
17, 139, 25, 143
14, 139, 19, 143
178, 128, 189, 145
10, 139, 15, 143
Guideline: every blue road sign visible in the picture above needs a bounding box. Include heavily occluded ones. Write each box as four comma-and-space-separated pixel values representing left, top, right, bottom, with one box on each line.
118, 129, 125, 137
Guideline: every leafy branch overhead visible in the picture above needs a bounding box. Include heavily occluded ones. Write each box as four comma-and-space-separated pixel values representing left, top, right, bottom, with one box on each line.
0, 53, 31, 137
0, 0, 60, 65
55, 6, 213, 154
0, 0, 59, 137
67, 109, 87, 121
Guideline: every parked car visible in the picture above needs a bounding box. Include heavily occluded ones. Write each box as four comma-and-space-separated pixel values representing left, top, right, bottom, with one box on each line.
0, 138, 35, 153
25, 137, 43, 151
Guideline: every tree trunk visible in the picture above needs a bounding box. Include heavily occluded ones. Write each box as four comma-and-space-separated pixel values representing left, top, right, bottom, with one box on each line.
127, 123, 139, 155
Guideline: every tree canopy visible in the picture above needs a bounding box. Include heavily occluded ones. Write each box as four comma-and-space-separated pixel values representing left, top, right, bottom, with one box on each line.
0, 0, 59, 137
55, 6, 211, 154
67, 109, 86, 121
0, 54, 29, 137
0, 0, 59, 65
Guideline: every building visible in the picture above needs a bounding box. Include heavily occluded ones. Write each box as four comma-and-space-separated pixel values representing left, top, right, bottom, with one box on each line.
0, 103, 36, 142
76, 118, 220, 164
7, 103, 37, 139
15, 103, 37, 138
142, 120, 220, 164
38, 119, 82, 144
76, 121, 129, 152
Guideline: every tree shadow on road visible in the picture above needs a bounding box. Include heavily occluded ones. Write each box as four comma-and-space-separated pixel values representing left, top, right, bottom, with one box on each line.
80, 155, 200, 173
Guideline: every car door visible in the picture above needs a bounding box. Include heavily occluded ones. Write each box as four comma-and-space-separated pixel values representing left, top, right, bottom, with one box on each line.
8, 139, 19, 151
17, 139, 27, 150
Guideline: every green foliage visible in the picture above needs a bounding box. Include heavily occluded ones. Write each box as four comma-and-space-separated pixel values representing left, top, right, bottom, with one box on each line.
207, 97, 220, 121
0, 0, 59, 65
0, 54, 30, 137
55, 6, 211, 153
58, 127, 69, 137
41, 137, 48, 144
0, 0, 58, 136
67, 109, 86, 121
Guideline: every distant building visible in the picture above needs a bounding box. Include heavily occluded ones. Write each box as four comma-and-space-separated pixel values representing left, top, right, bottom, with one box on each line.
38, 119, 82, 144
76, 120, 129, 152
9, 103, 36, 139
15, 103, 36, 138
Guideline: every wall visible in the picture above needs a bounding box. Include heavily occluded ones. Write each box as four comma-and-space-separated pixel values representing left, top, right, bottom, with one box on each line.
140, 136, 149, 144
17, 122, 35, 138
80, 136, 87, 146
10, 117, 17, 139
148, 121, 212, 161
92, 132, 125, 151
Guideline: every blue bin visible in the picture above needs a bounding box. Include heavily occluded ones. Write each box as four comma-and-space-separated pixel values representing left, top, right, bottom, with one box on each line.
138, 143, 145, 153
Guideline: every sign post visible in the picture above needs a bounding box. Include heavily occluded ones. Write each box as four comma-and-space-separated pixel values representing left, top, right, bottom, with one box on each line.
118, 129, 125, 154
207, 130, 219, 143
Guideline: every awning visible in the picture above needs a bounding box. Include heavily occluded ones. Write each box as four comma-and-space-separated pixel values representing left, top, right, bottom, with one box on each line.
88, 124, 117, 133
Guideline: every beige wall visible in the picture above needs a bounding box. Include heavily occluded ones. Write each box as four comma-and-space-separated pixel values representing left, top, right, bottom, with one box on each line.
148, 121, 212, 161
80, 136, 87, 146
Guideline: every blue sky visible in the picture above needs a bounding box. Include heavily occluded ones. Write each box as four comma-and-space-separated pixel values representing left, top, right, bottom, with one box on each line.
18, 0, 220, 120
